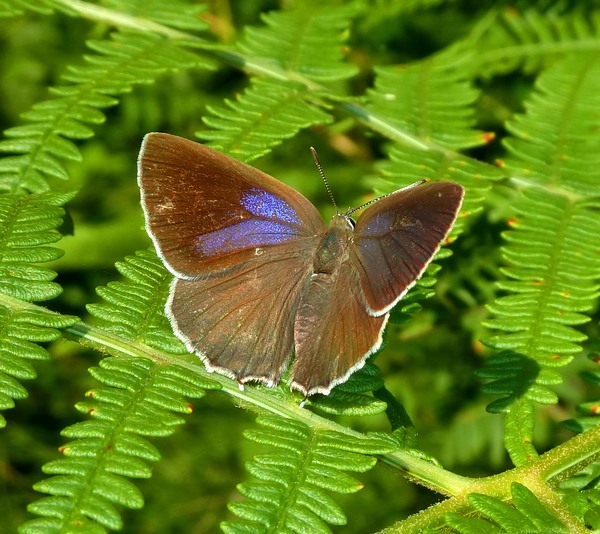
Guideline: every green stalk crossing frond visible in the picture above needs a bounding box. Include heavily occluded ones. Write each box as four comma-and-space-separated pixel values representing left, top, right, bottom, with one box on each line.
0, 306, 76, 428
237, 3, 358, 83
87, 250, 188, 354
23, 250, 220, 531
199, 80, 332, 162
365, 48, 493, 149
198, 2, 360, 161
0, 192, 77, 425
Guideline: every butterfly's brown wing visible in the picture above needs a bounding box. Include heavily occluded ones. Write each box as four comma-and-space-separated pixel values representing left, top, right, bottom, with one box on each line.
353, 182, 464, 314
169, 241, 317, 386
290, 219, 386, 396
291, 182, 464, 396
291, 254, 387, 396
138, 133, 324, 277
138, 133, 324, 386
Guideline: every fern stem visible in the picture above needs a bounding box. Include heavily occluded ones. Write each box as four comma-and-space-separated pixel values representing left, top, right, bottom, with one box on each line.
54, 0, 197, 41
536, 423, 600, 482
338, 102, 430, 150
60, 318, 476, 496
379, 451, 472, 496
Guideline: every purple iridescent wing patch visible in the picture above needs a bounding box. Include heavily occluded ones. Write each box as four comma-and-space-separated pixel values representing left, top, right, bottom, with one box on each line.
242, 188, 300, 223
196, 219, 301, 255
195, 189, 302, 256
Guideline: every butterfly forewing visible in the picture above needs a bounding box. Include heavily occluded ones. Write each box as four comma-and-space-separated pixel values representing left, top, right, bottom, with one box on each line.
138, 133, 324, 278
353, 182, 464, 315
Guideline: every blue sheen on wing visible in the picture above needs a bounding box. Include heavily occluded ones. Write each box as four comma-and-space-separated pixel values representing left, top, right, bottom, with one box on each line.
196, 219, 300, 256
364, 212, 394, 235
242, 188, 300, 224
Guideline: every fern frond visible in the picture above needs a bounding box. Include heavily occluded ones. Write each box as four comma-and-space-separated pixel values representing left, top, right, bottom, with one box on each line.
365, 48, 494, 149
0, 0, 56, 17
558, 459, 600, 530
0, 191, 73, 300
357, 0, 446, 32
472, 7, 600, 77
307, 362, 388, 416
102, 0, 208, 31
198, 1, 359, 161
199, 79, 332, 162
22, 356, 214, 533
222, 416, 398, 533
237, 3, 358, 83
480, 54, 600, 464
563, 339, 600, 434
0, 306, 77, 428
0, 187, 79, 425
0, 32, 204, 193
87, 250, 187, 355
445, 483, 567, 533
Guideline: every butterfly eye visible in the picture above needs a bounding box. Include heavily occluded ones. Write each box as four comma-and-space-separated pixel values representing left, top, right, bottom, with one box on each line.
346, 216, 356, 229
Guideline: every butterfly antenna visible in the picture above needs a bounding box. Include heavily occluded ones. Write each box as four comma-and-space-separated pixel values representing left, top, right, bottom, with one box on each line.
346, 193, 393, 216
310, 147, 339, 214
346, 179, 428, 216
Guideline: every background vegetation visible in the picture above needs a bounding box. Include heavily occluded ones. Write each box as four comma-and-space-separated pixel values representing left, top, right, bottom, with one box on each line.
1, 0, 599, 532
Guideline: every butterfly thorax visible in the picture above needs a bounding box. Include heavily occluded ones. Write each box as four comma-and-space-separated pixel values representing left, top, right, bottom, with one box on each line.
312, 214, 353, 276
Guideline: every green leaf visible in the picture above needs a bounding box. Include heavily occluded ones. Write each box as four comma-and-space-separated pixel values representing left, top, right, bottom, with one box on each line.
367, 48, 492, 149
24, 356, 212, 531
87, 250, 188, 354
238, 3, 358, 83
226, 416, 386, 532
199, 79, 332, 162
471, 8, 600, 77
0, 32, 204, 193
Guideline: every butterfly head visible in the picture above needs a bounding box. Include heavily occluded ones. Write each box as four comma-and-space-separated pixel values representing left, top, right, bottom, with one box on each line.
330, 212, 355, 230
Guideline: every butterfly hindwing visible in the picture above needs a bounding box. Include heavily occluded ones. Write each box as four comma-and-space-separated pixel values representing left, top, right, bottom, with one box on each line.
292, 256, 387, 396
168, 240, 316, 387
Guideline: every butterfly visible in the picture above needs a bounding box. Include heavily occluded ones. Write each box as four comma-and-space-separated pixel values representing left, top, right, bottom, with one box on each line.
138, 133, 464, 397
